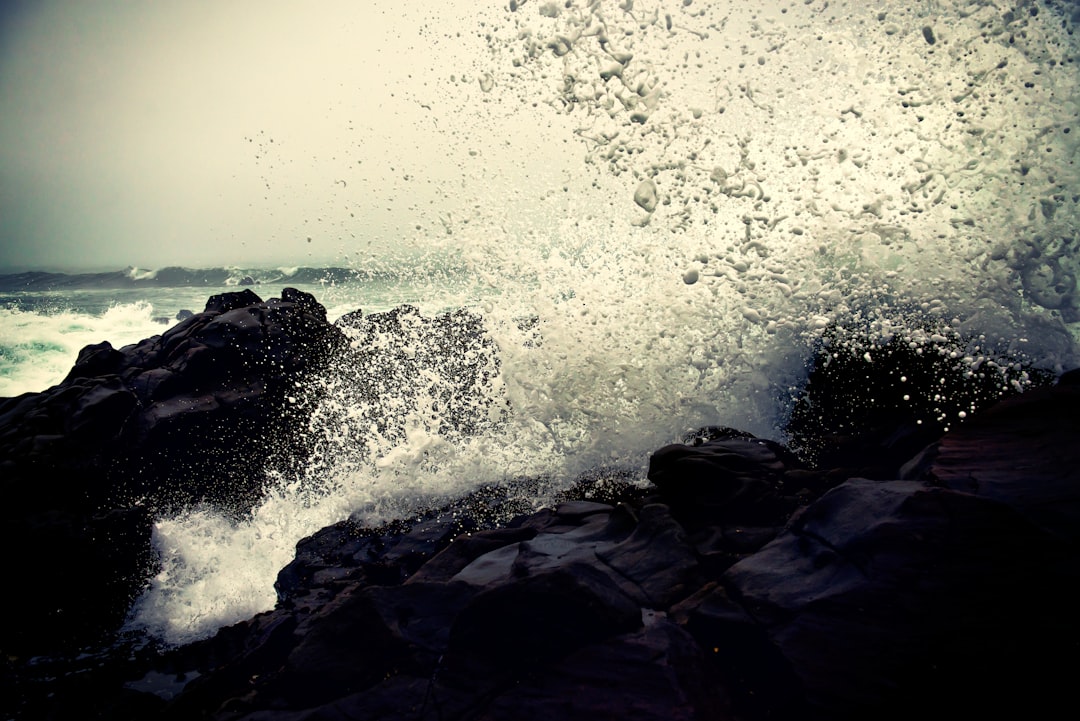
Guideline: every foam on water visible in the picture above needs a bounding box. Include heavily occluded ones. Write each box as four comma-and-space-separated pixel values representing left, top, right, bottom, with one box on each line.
128, 0, 1080, 645
0, 278, 459, 397
0, 303, 166, 397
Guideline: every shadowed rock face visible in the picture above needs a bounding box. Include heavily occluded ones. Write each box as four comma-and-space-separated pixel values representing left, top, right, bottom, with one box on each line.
4, 290, 1078, 720
0, 288, 344, 654
785, 323, 1056, 478
0, 292, 510, 660
137, 383, 1076, 721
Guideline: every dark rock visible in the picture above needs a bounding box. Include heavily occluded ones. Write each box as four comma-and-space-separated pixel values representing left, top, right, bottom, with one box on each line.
473, 618, 726, 721
643, 431, 807, 556
0, 287, 344, 654
785, 322, 1054, 475
6, 287, 1078, 721
911, 379, 1080, 541
447, 501, 634, 590
279, 581, 477, 708
65, 340, 126, 380
407, 525, 540, 584
275, 512, 477, 602
25, 370, 1075, 721
672, 583, 803, 719
446, 562, 643, 669
203, 288, 262, 314
595, 503, 701, 607
721, 476, 1078, 718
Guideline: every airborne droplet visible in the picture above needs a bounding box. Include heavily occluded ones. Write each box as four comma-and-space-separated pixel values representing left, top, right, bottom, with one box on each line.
633, 179, 658, 213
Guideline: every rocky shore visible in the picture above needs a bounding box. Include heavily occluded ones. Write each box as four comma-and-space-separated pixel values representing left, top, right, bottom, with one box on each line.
2, 289, 1077, 720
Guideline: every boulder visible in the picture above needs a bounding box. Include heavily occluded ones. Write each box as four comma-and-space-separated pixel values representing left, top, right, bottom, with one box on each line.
0, 288, 343, 654
152, 376, 1080, 720
6, 291, 1077, 721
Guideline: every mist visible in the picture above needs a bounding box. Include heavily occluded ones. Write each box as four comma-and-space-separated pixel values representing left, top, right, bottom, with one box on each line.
0, 0, 576, 272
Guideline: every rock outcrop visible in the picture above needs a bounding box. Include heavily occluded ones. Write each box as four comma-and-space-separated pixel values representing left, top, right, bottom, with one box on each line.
139, 380, 1076, 721
0, 288, 343, 653
3, 293, 1077, 721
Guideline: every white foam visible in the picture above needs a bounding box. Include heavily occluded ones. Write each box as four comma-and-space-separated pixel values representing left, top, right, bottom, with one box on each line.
0, 303, 165, 397
125, 267, 159, 281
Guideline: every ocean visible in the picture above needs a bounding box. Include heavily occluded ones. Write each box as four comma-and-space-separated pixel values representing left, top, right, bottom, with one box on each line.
3, 0, 1079, 648
0, 266, 476, 398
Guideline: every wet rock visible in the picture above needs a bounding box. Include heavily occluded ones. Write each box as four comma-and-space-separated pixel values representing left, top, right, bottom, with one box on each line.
5, 291, 1077, 721
407, 525, 540, 583
595, 503, 701, 607
786, 324, 1054, 476
722, 473, 1078, 717
279, 581, 478, 708
473, 618, 725, 721
672, 583, 803, 719
275, 512, 478, 602
154, 374, 1079, 720
204, 288, 262, 314
0, 288, 343, 654
648, 432, 801, 529
909, 379, 1080, 541
447, 562, 642, 669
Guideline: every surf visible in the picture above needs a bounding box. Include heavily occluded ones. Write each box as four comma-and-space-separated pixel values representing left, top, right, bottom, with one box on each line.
60, 0, 1080, 645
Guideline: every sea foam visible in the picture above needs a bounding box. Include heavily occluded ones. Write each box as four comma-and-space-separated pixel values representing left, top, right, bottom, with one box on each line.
0, 303, 166, 397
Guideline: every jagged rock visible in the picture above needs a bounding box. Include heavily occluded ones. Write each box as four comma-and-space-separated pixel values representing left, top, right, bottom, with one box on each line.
648, 432, 802, 528
595, 503, 701, 608
721, 475, 1077, 718
275, 513, 479, 602
447, 562, 643, 669
786, 323, 1056, 476
5, 288, 1077, 721
472, 618, 725, 721
0, 288, 343, 654
908, 379, 1080, 541
672, 583, 803, 720
146, 375, 1080, 720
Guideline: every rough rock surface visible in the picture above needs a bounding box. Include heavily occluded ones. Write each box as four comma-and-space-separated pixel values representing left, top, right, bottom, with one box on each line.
0, 288, 343, 653
146, 382, 1077, 721
3, 296, 1078, 720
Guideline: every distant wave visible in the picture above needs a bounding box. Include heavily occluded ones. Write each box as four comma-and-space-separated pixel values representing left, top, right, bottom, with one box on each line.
0, 266, 391, 291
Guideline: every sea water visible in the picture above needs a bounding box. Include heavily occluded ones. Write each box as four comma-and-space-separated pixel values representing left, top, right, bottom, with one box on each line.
4, 0, 1078, 646
0, 259, 497, 393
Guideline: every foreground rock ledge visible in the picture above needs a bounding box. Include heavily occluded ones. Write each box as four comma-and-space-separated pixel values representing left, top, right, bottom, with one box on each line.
135, 377, 1077, 721
0, 288, 343, 654
2, 289, 1077, 720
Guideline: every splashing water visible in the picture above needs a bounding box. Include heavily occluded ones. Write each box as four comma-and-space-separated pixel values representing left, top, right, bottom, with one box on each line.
128, 0, 1080, 645
0, 302, 167, 397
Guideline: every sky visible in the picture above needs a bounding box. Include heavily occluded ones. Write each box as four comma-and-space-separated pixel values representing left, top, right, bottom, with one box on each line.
0, 0, 574, 272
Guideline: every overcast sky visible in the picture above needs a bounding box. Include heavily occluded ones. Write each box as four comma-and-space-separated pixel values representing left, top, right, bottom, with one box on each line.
0, 0, 572, 271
